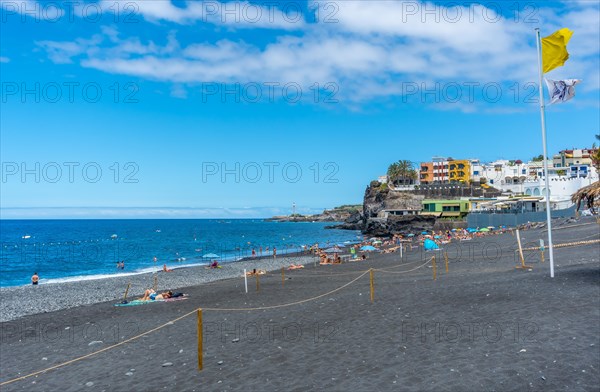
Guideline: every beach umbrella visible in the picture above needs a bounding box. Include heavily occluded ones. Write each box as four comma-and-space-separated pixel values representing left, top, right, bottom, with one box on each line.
451, 229, 457, 232
434, 235, 441, 239
423, 239, 439, 250
336, 243, 347, 247
360, 245, 377, 251
479, 228, 490, 232
372, 240, 383, 244
323, 248, 341, 253
202, 253, 220, 258
407, 234, 415, 237
421, 231, 428, 235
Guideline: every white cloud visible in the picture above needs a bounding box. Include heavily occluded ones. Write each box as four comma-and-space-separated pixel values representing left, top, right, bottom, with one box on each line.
1, 0, 64, 21
102, 0, 305, 29
35, 1, 600, 107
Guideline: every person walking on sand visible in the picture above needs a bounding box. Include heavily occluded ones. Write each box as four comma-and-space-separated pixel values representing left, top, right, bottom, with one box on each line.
31, 272, 39, 285
273, 246, 277, 259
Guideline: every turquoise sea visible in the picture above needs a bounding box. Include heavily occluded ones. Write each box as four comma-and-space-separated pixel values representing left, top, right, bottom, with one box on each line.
0, 219, 361, 287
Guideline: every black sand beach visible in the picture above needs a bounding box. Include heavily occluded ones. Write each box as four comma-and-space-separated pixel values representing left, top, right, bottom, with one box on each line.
1, 218, 599, 391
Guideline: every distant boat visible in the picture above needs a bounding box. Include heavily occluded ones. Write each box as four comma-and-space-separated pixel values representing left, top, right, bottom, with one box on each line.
22, 235, 31, 239
155, 229, 161, 233
111, 234, 118, 239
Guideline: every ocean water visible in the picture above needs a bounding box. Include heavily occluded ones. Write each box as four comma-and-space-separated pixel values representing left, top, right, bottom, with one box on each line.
0, 219, 361, 287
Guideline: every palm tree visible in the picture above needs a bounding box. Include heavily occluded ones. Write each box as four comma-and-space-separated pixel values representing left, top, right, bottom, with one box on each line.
592, 133, 600, 171
387, 160, 417, 187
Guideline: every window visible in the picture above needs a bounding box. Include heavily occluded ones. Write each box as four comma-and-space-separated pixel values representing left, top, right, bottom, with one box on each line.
474, 170, 479, 175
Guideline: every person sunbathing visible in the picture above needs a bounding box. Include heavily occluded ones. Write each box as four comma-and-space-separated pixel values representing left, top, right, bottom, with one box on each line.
288, 264, 304, 270
163, 264, 173, 272
140, 289, 173, 301
210, 261, 219, 269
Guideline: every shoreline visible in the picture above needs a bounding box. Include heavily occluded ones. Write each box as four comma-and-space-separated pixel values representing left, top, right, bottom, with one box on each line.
1, 216, 596, 323
0, 252, 317, 322
0, 249, 312, 290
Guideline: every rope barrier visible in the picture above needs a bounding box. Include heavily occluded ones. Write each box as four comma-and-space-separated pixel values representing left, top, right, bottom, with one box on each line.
0, 269, 372, 386
521, 238, 600, 252
373, 258, 433, 274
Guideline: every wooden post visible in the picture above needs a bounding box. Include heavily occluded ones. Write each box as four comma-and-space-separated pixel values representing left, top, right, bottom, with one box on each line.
516, 229, 525, 265
197, 309, 203, 371
281, 267, 285, 287
539, 239, 545, 263
432, 256, 437, 280
256, 274, 260, 292
444, 252, 449, 273
244, 269, 248, 293
123, 282, 131, 301
515, 229, 533, 270
369, 269, 375, 303
153, 275, 158, 291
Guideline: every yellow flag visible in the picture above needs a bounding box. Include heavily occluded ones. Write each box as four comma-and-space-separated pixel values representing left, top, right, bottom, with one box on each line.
541, 28, 573, 73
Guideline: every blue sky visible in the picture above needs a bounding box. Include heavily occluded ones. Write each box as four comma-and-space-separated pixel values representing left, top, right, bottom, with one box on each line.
1, 0, 599, 219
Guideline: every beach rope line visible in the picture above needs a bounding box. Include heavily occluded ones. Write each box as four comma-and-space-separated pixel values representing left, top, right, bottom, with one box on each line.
0, 309, 199, 387
202, 269, 371, 312
372, 258, 433, 274
521, 238, 600, 252
0, 269, 374, 386
543, 222, 599, 232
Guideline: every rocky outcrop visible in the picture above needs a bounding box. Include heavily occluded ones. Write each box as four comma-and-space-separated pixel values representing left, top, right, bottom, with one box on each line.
267, 205, 361, 223
328, 181, 432, 236
363, 181, 423, 219
363, 215, 437, 237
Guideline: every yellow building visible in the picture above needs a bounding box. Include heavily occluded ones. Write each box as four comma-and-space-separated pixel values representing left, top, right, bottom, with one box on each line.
448, 160, 471, 184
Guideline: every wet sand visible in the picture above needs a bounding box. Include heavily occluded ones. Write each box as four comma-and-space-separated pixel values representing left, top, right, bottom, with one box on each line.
1, 218, 598, 391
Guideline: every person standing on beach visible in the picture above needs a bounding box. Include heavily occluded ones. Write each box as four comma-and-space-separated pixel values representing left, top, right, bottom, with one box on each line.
259, 246, 263, 256
273, 247, 277, 259
252, 249, 256, 258
31, 272, 39, 285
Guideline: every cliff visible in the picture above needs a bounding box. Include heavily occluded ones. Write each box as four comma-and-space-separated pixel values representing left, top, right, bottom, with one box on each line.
329, 181, 436, 235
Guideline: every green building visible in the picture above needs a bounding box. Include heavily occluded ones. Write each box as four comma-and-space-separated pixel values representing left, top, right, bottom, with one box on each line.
421, 199, 470, 218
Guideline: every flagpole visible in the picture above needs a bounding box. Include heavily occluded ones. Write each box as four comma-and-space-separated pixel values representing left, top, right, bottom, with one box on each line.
534, 28, 555, 278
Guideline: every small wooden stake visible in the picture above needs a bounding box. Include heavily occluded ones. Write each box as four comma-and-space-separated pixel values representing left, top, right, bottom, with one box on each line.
197, 309, 203, 371
256, 274, 260, 292
123, 282, 131, 301
153, 275, 158, 291
432, 256, 437, 280
515, 229, 533, 270
281, 267, 285, 287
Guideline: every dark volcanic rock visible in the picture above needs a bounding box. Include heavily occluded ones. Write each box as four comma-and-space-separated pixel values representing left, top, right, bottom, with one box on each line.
363, 215, 436, 237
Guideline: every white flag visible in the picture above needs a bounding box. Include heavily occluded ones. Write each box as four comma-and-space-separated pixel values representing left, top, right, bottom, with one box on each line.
544, 78, 581, 104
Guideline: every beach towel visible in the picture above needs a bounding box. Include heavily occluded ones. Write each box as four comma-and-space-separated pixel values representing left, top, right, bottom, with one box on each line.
114, 296, 189, 307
